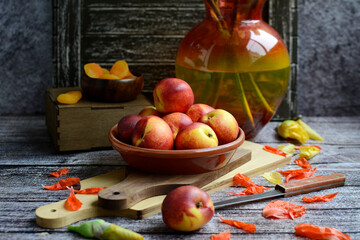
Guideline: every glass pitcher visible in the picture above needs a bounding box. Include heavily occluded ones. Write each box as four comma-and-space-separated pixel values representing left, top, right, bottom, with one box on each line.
176, 0, 290, 139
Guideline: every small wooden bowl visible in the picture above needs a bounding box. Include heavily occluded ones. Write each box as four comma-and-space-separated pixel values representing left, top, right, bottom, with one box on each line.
108, 124, 245, 174
81, 72, 144, 102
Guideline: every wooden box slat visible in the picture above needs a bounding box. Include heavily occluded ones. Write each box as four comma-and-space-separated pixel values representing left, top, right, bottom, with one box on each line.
45, 87, 151, 151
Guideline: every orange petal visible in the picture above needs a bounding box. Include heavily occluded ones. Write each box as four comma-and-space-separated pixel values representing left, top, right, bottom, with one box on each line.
209, 231, 231, 240
302, 192, 338, 203
263, 145, 287, 156
295, 158, 312, 169
229, 185, 269, 196
233, 173, 255, 187
64, 187, 83, 211
73, 187, 107, 194
218, 214, 256, 233
279, 168, 317, 183
42, 177, 80, 190
263, 200, 306, 219
295, 223, 350, 240
48, 168, 70, 177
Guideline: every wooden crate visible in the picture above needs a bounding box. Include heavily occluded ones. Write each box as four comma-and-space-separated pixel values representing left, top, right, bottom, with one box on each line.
46, 87, 151, 151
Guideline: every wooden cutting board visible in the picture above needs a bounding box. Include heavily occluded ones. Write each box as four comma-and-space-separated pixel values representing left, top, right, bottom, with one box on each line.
36, 141, 291, 229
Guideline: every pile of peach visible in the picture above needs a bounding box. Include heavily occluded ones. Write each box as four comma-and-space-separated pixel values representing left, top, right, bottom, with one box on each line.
117, 78, 240, 150
84, 60, 135, 80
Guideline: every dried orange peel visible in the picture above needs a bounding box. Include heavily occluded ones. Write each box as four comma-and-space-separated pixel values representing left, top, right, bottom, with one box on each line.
84, 60, 134, 80
57, 91, 82, 105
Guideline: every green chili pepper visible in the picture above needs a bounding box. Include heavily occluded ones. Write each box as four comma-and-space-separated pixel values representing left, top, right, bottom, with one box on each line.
277, 120, 309, 144
68, 219, 143, 240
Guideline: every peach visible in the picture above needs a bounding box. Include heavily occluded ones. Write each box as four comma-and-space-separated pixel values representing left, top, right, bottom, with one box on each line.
199, 109, 239, 145
132, 116, 174, 150
138, 106, 163, 117
162, 112, 193, 140
153, 78, 194, 114
186, 104, 215, 122
161, 185, 214, 232
117, 114, 142, 144
175, 122, 218, 150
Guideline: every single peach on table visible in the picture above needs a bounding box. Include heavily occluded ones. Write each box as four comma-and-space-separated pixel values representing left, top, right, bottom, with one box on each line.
161, 185, 214, 232
132, 116, 174, 150
175, 122, 218, 150
162, 112, 193, 140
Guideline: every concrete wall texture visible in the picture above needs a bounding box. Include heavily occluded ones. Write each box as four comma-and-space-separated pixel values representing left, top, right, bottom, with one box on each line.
0, 0, 359, 116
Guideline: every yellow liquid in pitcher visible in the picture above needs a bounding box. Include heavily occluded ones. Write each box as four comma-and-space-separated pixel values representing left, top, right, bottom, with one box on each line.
176, 64, 290, 139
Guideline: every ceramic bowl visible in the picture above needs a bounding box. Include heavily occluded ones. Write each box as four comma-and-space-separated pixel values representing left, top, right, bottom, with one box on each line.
81, 71, 144, 102
108, 124, 245, 174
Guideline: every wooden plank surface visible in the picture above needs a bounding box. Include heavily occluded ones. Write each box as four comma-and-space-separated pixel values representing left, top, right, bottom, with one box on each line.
0, 116, 359, 239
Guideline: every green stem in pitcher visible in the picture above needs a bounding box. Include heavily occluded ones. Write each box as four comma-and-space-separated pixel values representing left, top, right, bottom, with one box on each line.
209, 72, 224, 107
247, 73, 275, 115
234, 73, 256, 130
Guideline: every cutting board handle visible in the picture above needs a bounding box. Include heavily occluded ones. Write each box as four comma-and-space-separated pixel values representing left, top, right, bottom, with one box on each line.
98, 169, 186, 210
98, 148, 254, 211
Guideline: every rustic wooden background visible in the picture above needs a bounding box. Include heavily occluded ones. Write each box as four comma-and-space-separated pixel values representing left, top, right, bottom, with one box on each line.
1, 0, 359, 116
53, 0, 298, 120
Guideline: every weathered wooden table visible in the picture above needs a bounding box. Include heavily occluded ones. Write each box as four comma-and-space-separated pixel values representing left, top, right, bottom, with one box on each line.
1, 116, 359, 239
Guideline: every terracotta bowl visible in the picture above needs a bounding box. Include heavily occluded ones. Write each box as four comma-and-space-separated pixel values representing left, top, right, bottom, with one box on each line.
108, 124, 245, 174
81, 71, 144, 102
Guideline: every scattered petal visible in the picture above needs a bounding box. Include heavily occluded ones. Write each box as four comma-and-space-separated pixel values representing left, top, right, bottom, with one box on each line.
231, 173, 269, 195
42, 177, 81, 190
209, 231, 231, 240
263, 145, 287, 157
64, 187, 83, 211
263, 200, 306, 220
262, 172, 282, 184
74, 187, 107, 194
229, 185, 269, 196
302, 192, 338, 203
295, 145, 321, 150
48, 168, 70, 178
299, 146, 321, 160
218, 214, 256, 233
295, 158, 312, 169
232, 173, 256, 188
295, 223, 350, 240
279, 168, 317, 183
277, 144, 296, 154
